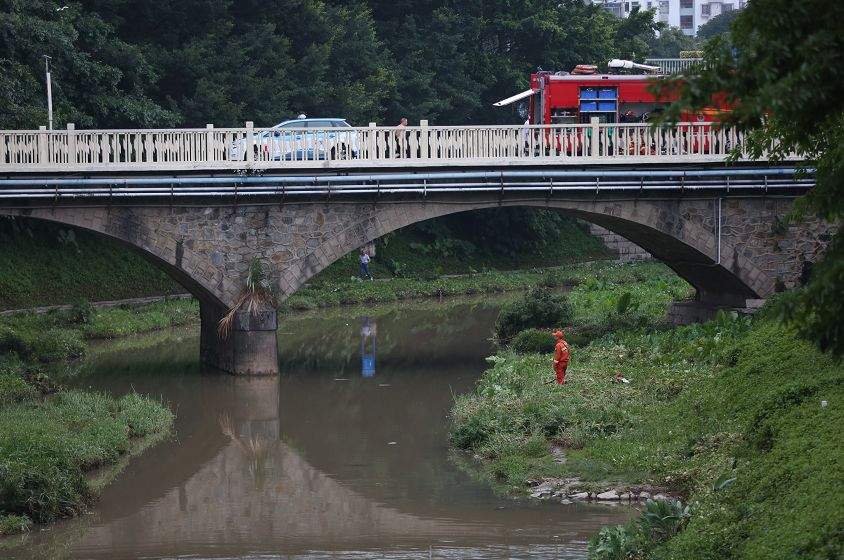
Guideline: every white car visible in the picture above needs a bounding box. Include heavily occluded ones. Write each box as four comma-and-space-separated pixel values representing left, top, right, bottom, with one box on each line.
229, 118, 360, 161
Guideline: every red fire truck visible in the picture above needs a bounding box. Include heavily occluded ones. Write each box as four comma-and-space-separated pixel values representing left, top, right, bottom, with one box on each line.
494, 59, 727, 156
494, 59, 722, 125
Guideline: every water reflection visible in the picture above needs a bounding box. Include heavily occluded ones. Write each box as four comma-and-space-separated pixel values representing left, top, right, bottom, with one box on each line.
361, 317, 377, 378
5, 296, 632, 559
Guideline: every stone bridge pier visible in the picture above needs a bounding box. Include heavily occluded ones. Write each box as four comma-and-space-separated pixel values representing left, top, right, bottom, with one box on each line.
1, 194, 831, 375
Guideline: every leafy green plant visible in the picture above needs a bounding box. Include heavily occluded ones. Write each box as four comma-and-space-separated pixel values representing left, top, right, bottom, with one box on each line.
66, 299, 95, 325
615, 291, 633, 315
588, 524, 637, 560
639, 498, 691, 543
218, 258, 277, 339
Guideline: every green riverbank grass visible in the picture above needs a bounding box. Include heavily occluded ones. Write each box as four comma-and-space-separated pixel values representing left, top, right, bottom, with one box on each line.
284, 260, 683, 311
450, 309, 844, 559
0, 301, 180, 535
0, 391, 174, 534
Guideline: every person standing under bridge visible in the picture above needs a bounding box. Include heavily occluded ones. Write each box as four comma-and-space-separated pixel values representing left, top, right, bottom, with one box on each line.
553, 330, 570, 385
359, 248, 373, 281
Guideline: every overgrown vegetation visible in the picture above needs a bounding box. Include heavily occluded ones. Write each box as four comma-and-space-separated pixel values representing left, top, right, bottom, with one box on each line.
450, 296, 844, 558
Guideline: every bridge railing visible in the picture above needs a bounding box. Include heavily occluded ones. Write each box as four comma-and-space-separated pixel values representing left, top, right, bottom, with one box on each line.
1, 121, 753, 171
644, 58, 704, 74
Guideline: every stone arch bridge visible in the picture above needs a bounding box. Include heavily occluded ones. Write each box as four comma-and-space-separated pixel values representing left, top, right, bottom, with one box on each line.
0, 165, 830, 374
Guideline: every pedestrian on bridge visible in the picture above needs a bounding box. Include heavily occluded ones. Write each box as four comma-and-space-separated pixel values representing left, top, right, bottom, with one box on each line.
552, 330, 570, 385
394, 118, 408, 158
359, 248, 373, 281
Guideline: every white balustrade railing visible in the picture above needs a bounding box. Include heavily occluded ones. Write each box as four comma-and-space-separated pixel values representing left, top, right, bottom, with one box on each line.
0, 121, 750, 172
644, 58, 704, 75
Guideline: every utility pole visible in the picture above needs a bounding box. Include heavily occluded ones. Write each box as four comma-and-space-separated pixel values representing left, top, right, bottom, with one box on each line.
43, 55, 53, 130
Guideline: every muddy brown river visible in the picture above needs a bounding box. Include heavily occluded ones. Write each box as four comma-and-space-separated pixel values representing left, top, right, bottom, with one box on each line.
7, 295, 631, 559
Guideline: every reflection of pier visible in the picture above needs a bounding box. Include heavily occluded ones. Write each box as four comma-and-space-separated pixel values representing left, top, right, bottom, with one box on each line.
63, 377, 469, 556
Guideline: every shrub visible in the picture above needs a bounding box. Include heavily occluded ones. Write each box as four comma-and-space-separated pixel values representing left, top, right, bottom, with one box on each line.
0, 514, 32, 535
59, 299, 95, 325
0, 373, 38, 405
511, 329, 556, 353
495, 287, 573, 342
0, 325, 31, 356
28, 329, 85, 362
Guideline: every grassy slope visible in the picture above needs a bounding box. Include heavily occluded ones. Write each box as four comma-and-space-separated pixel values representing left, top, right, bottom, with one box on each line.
0, 219, 182, 310
450, 292, 844, 558
1, 215, 609, 310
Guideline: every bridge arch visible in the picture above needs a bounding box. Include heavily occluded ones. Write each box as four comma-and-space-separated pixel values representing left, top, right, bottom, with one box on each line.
279, 199, 767, 306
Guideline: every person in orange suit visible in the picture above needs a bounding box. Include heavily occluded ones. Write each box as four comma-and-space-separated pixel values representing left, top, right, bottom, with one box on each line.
553, 330, 570, 385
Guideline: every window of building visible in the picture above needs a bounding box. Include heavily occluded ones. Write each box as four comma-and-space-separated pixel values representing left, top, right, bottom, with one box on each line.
680, 14, 694, 27
723, 3, 733, 11
681, 0, 693, 8
701, 3, 711, 16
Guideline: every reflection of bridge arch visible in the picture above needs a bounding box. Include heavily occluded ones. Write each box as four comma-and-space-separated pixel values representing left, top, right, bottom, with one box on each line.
0, 172, 830, 373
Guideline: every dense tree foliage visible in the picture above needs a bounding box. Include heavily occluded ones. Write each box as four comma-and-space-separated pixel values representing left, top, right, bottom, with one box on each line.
0, 0, 178, 128
660, 0, 843, 356
648, 27, 698, 58
695, 9, 739, 41
2, 0, 661, 128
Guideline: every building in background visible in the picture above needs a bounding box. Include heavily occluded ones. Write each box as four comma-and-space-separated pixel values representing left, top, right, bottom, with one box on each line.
589, 0, 745, 36
587, 0, 664, 20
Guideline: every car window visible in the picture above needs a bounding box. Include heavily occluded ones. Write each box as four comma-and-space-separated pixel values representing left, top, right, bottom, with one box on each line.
306, 120, 334, 129
332, 120, 352, 128
279, 121, 304, 129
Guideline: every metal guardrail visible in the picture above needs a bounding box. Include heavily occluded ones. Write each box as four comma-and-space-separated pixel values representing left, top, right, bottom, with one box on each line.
0, 168, 813, 201
0, 122, 759, 173
644, 58, 704, 74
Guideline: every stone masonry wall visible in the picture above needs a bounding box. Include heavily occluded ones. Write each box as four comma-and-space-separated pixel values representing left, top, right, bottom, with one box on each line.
585, 222, 652, 262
